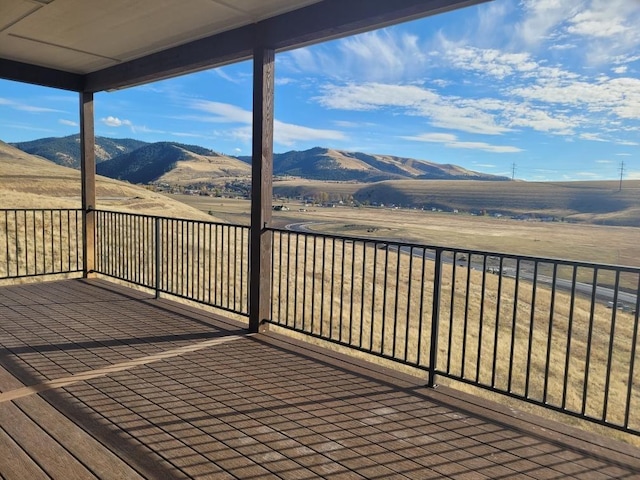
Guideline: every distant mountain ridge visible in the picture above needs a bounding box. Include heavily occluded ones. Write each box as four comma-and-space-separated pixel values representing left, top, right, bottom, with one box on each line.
11, 134, 148, 169
12, 135, 509, 184
97, 142, 250, 184
260, 148, 506, 182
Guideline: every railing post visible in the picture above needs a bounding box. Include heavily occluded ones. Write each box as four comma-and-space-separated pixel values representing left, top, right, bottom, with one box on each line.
155, 217, 161, 299
80, 92, 96, 278
428, 248, 443, 387
249, 43, 275, 333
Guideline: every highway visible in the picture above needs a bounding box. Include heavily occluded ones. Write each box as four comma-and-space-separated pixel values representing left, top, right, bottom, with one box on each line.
283, 222, 638, 310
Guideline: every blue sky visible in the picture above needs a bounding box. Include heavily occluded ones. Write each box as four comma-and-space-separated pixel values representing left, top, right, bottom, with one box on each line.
1, 0, 639, 181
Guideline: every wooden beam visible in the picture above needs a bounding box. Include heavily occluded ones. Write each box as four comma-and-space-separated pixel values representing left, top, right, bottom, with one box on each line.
80, 92, 96, 277
248, 46, 275, 333
83, 0, 489, 92
84, 26, 254, 93
0, 58, 83, 92
264, 0, 491, 50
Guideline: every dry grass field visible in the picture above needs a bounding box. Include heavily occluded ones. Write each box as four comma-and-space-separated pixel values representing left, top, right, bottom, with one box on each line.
167, 194, 640, 269
272, 178, 640, 226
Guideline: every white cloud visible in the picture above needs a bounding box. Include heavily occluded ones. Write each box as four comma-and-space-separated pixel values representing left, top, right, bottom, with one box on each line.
317, 83, 510, 135
275, 77, 296, 86
317, 82, 581, 136
612, 65, 628, 74
189, 101, 252, 123
0, 97, 63, 113
274, 120, 346, 146
437, 43, 579, 84
189, 100, 346, 147
549, 43, 577, 51
101, 116, 133, 127
473, 163, 497, 168
596, 159, 613, 163
58, 119, 78, 127
214, 68, 241, 84
285, 29, 429, 82
566, 1, 636, 39
580, 133, 608, 142
517, 0, 583, 47
170, 132, 206, 138
401, 132, 522, 153
442, 45, 539, 80
510, 77, 640, 120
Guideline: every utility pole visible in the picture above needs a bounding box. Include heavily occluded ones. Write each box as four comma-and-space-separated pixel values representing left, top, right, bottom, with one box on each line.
512, 162, 516, 181
619, 161, 625, 192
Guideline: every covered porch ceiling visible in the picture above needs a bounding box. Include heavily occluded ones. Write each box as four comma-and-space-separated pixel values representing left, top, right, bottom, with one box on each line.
0, 0, 489, 92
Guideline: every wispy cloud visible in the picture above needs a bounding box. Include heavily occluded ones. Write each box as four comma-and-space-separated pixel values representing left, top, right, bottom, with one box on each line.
580, 133, 608, 142
401, 132, 522, 153
189, 100, 346, 146
213, 68, 242, 84
275, 77, 296, 86
58, 119, 78, 127
316, 82, 581, 136
516, 0, 640, 64
285, 29, 429, 82
0, 97, 64, 113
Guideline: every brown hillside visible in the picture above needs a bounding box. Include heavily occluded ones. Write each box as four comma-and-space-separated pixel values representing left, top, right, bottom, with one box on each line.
0, 141, 220, 221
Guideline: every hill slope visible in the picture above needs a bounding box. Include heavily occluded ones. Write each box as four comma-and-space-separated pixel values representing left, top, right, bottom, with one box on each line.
352, 179, 640, 218
240, 147, 508, 182
0, 141, 218, 221
97, 142, 250, 184
11, 135, 147, 169
272, 178, 640, 226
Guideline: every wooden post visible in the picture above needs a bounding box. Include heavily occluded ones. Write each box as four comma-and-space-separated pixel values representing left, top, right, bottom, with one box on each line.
80, 92, 96, 278
249, 46, 275, 333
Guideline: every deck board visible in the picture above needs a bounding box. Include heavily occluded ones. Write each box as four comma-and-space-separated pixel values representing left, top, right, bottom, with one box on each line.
0, 401, 97, 479
0, 279, 639, 479
0, 426, 49, 480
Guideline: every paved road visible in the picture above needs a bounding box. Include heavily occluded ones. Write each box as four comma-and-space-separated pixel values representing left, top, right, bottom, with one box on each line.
283, 222, 637, 310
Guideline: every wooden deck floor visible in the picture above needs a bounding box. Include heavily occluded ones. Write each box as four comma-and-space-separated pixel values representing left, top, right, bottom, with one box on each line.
0, 279, 639, 479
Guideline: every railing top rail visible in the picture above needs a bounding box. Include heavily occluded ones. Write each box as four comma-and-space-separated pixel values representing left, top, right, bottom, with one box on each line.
268, 225, 640, 274
0, 208, 82, 213
94, 209, 248, 230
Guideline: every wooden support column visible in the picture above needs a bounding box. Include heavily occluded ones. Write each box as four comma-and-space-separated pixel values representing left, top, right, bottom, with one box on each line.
249, 46, 275, 333
80, 92, 96, 278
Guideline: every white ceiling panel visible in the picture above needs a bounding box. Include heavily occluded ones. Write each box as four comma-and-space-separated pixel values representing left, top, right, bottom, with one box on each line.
0, 0, 322, 74
0, 33, 114, 73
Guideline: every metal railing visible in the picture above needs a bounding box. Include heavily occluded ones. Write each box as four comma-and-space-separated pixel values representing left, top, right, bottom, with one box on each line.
94, 210, 250, 316
267, 227, 640, 436
2, 208, 638, 437
1, 208, 82, 279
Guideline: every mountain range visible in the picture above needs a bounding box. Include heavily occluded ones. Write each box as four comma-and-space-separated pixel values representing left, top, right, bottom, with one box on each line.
12, 135, 147, 169
11, 134, 509, 184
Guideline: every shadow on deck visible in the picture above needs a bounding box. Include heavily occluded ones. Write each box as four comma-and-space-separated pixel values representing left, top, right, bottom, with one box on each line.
0, 279, 638, 479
